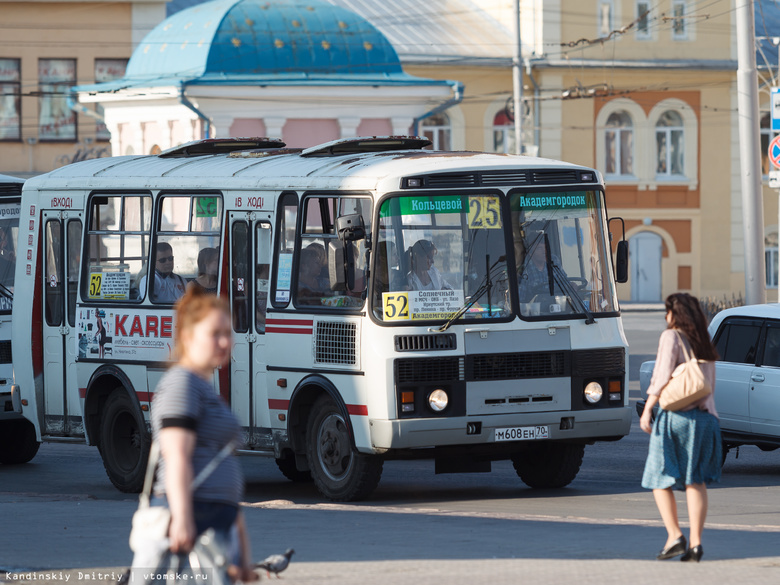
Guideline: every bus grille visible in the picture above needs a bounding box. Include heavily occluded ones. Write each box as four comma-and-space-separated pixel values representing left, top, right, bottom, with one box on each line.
395, 357, 464, 384
532, 170, 579, 184
314, 321, 357, 366
468, 351, 567, 381
571, 347, 625, 376
394, 333, 456, 352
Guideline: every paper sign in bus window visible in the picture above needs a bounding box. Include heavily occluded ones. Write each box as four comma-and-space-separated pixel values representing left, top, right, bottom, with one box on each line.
383, 290, 465, 321
89, 271, 130, 299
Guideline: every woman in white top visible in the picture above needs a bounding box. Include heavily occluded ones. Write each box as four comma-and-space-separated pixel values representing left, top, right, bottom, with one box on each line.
640, 293, 721, 563
406, 240, 452, 291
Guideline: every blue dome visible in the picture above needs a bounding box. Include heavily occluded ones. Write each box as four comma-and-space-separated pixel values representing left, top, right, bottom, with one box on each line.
125, 0, 403, 81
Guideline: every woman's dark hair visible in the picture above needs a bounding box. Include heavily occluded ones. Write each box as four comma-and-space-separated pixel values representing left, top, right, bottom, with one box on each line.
196, 247, 219, 276
665, 293, 719, 360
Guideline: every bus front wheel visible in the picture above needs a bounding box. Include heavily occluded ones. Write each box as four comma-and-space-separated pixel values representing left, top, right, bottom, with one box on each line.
511, 443, 585, 488
99, 391, 150, 493
275, 452, 312, 482
305, 395, 382, 501
0, 419, 40, 464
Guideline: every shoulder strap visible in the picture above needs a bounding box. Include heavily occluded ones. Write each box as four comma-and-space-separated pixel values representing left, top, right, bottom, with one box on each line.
673, 329, 694, 361
138, 439, 236, 509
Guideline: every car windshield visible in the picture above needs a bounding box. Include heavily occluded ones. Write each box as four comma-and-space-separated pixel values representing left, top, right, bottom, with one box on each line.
511, 190, 617, 318
373, 193, 511, 323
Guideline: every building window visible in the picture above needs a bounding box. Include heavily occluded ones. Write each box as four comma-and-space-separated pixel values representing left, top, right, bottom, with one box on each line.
94, 59, 127, 141
39, 58, 76, 141
672, 1, 686, 39
0, 59, 20, 141
599, 1, 613, 36
766, 245, 778, 289
655, 110, 684, 177
421, 113, 450, 150
761, 112, 773, 176
492, 110, 516, 154
605, 111, 634, 176
636, 2, 650, 39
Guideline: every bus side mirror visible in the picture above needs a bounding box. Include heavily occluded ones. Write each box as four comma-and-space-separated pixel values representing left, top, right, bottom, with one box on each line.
328, 240, 347, 291
615, 240, 629, 283
336, 214, 366, 242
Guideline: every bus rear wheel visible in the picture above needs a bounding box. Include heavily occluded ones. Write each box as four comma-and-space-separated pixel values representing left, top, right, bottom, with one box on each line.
0, 419, 40, 465
305, 395, 382, 501
511, 443, 585, 488
99, 391, 150, 493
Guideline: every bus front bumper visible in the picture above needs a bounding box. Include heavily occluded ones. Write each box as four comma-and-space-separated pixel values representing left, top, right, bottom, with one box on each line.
368, 407, 631, 451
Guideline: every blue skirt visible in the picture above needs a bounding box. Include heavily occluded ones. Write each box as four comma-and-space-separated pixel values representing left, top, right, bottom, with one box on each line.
642, 408, 722, 491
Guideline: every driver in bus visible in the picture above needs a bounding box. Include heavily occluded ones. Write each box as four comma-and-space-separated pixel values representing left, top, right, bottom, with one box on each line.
517, 235, 566, 303
406, 240, 453, 291
140, 242, 187, 303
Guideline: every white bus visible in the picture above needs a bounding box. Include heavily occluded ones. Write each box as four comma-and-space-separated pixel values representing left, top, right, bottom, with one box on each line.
0, 173, 34, 464
11, 137, 631, 500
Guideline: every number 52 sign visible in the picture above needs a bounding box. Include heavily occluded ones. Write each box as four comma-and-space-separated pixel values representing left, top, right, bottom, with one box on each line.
383, 292, 409, 321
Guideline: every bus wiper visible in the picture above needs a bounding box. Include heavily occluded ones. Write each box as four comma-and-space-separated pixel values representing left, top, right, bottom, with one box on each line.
0, 282, 12, 299
438, 256, 505, 332
549, 260, 595, 325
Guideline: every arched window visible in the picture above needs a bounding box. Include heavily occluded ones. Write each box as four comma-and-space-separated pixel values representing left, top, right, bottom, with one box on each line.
604, 111, 634, 176
655, 110, 684, 177
421, 113, 451, 150
492, 110, 516, 154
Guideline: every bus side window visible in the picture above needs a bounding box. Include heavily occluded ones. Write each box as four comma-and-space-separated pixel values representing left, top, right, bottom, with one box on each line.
271, 192, 298, 308
255, 222, 272, 333
231, 221, 250, 333
44, 220, 63, 326
66, 219, 82, 327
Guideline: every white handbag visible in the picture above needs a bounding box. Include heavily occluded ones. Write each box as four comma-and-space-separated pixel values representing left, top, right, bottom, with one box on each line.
129, 440, 235, 552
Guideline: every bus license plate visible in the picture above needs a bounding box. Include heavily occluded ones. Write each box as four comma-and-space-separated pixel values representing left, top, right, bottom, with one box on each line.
494, 426, 549, 442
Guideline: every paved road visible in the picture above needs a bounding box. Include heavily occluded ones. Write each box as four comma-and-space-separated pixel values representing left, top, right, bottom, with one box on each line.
2, 310, 779, 584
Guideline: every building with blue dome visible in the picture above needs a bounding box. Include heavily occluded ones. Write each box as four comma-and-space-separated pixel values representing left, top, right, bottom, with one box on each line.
76, 0, 459, 154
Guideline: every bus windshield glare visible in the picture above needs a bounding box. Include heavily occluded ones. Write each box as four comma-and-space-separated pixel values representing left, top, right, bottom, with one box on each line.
372, 190, 617, 323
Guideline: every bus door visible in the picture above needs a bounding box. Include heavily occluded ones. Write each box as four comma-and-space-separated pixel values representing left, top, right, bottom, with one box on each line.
229, 213, 273, 448
42, 211, 83, 436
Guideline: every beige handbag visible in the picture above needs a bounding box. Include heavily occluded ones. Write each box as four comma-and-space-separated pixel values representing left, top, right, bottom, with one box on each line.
659, 330, 713, 411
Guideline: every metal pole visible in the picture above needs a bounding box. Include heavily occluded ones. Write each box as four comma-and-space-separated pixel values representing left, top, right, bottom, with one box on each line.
512, 0, 523, 155
736, 0, 767, 304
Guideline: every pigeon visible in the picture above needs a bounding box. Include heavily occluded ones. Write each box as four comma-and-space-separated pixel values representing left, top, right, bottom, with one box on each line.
256, 548, 295, 578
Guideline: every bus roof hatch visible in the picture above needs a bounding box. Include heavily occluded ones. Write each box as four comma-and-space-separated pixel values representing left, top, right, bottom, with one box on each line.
300, 136, 431, 158
158, 137, 286, 158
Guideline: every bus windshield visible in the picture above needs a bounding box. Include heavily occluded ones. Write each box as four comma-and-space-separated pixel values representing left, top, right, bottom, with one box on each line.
511, 190, 617, 318
0, 208, 19, 309
373, 193, 511, 323
372, 189, 617, 323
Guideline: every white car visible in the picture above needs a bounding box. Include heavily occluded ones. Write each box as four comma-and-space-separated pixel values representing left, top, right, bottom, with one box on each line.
638, 304, 780, 459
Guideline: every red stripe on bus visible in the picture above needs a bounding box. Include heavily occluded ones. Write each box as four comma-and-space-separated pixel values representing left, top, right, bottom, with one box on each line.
79, 388, 87, 399
268, 399, 290, 410
347, 404, 368, 416
266, 327, 313, 334
136, 391, 153, 403
267, 399, 366, 416
266, 319, 314, 326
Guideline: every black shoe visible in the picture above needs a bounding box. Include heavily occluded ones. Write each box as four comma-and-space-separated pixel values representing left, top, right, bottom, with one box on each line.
657, 536, 687, 560
681, 545, 703, 562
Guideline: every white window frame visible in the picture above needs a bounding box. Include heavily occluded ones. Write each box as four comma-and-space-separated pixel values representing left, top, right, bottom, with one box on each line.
604, 111, 635, 177
671, 1, 687, 40
421, 113, 451, 151
595, 98, 646, 186
647, 99, 697, 189
655, 113, 685, 179
636, 1, 651, 40
598, 0, 614, 37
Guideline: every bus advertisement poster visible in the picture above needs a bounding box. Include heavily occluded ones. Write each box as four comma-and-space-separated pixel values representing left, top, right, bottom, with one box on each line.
76, 307, 173, 361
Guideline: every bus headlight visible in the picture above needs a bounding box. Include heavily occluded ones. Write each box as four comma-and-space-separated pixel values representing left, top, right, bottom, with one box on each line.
428, 389, 449, 412
584, 382, 603, 404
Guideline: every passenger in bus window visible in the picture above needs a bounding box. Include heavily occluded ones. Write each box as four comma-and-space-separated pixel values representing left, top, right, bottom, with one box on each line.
306, 242, 330, 290
141, 242, 187, 303
406, 240, 452, 291
193, 247, 219, 294
374, 241, 403, 296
